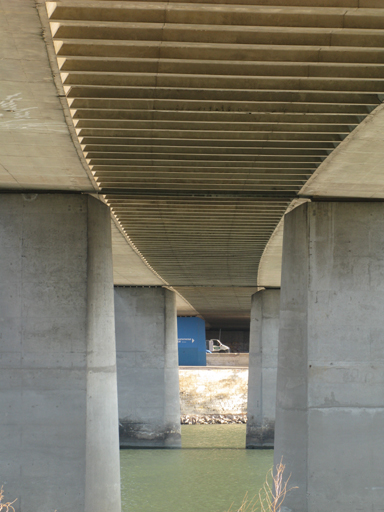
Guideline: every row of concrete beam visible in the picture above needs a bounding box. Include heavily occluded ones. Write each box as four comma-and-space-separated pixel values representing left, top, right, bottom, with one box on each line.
1, 193, 383, 511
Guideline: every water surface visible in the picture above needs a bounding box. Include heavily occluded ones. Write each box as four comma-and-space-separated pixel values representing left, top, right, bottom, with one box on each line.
121, 424, 274, 512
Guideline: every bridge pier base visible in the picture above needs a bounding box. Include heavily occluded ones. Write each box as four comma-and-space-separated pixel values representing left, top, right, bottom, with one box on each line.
274, 202, 384, 512
0, 194, 121, 512
115, 286, 181, 448
246, 288, 279, 448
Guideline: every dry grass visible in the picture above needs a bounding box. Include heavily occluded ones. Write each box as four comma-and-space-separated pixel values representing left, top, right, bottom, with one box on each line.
229, 458, 297, 512
0, 487, 16, 512
259, 459, 297, 512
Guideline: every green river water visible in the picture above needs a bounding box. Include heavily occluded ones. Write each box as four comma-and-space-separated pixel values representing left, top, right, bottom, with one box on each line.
120, 424, 274, 512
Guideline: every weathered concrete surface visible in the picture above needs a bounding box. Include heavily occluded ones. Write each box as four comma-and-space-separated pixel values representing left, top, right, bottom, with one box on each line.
206, 353, 249, 367
0, 194, 121, 512
257, 199, 309, 288
260, 104, 384, 290
179, 368, 248, 416
115, 286, 181, 448
85, 197, 121, 512
246, 289, 280, 448
110, 220, 197, 315
274, 202, 384, 512
301, 103, 384, 199
0, 1, 95, 190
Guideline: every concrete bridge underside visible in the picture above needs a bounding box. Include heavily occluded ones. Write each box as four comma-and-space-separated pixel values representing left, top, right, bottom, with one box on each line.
3, 0, 384, 328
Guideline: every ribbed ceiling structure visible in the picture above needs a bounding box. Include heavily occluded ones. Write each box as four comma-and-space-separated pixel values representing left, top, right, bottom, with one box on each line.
46, 0, 384, 328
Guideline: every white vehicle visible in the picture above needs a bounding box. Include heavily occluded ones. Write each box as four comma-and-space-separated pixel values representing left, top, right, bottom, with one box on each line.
207, 339, 230, 353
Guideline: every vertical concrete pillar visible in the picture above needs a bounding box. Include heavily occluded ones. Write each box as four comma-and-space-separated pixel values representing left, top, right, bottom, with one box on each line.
246, 288, 280, 448
115, 286, 181, 448
85, 198, 121, 512
274, 202, 384, 512
0, 194, 121, 512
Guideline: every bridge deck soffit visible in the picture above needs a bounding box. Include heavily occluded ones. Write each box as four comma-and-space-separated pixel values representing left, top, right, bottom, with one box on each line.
0, 0, 95, 191
4, 0, 384, 327
45, 0, 384, 327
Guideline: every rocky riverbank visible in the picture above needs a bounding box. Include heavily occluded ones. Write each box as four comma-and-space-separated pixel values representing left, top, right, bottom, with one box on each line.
181, 414, 247, 424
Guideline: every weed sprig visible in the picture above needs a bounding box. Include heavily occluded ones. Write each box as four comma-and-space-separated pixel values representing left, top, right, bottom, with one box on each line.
229, 458, 297, 512
0, 487, 16, 512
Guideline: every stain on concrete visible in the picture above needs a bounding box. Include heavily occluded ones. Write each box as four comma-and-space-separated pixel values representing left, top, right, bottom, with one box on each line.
246, 419, 275, 448
119, 421, 181, 448
323, 391, 341, 407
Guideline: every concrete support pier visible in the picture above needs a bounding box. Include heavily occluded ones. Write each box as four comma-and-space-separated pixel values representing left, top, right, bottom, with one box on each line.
274, 202, 384, 512
0, 194, 121, 512
115, 286, 181, 448
246, 289, 280, 448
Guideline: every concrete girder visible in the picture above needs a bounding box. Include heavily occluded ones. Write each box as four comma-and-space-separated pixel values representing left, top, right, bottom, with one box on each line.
66, 87, 381, 103
55, 41, 384, 65
51, 24, 384, 48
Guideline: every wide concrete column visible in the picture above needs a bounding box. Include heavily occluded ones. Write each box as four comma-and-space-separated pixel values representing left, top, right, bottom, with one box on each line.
0, 194, 121, 512
274, 202, 384, 512
115, 286, 181, 448
246, 288, 280, 448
